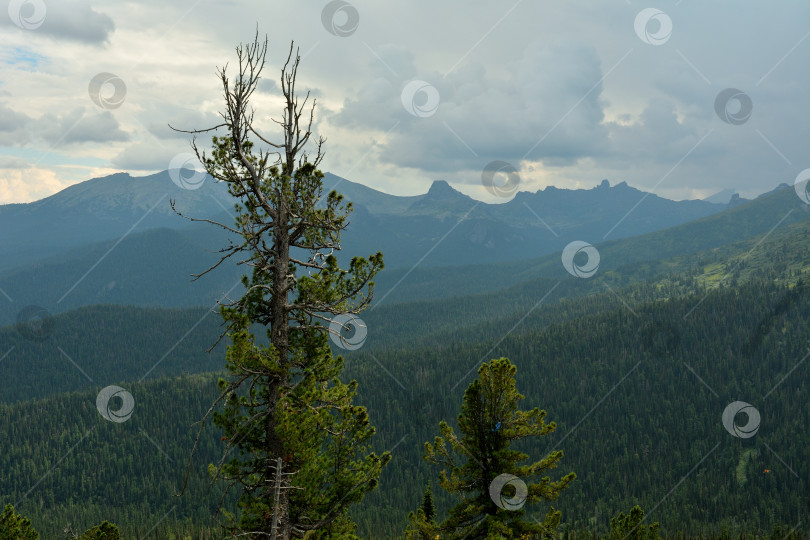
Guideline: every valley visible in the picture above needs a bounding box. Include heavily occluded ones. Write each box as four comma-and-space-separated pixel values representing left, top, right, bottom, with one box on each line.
1, 172, 808, 538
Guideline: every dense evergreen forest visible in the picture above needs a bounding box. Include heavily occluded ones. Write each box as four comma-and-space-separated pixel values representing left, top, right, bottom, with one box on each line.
2, 208, 809, 537
4, 0, 809, 534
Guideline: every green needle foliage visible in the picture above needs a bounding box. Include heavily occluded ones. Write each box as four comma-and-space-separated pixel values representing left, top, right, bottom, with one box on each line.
75, 521, 120, 540
609, 506, 660, 540
421, 358, 576, 539
405, 483, 438, 539
422, 482, 437, 524
173, 34, 387, 539
0, 504, 38, 540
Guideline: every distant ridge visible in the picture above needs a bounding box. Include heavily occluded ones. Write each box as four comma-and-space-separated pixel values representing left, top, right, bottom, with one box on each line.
704, 188, 737, 205
1, 169, 732, 279
0, 172, 804, 317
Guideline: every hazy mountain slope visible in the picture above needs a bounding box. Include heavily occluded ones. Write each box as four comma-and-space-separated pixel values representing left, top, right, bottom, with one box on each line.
3, 192, 809, 407
493, 179, 727, 234
501, 184, 808, 282
0, 227, 238, 319
360, 199, 810, 354
0, 171, 235, 273
0, 183, 801, 318
0, 170, 730, 277
322, 172, 420, 215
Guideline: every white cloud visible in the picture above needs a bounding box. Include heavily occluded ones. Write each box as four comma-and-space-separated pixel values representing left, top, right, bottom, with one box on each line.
0, 166, 65, 203
111, 140, 188, 172
0, 103, 31, 145
1, 1, 114, 44
0, 0, 807, 203
38, 107, 130, 145
330, 40, 610, 175
0, 156, 29, 168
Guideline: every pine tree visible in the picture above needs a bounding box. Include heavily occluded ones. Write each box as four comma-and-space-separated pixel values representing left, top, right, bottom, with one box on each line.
404, 483, 438, 539
422, 482, 436, 524
77, 521, 120, 540
0, 504, 38, 540
608, 506, 660, 540
63, 521, 121, 540
174, 34, 388, 539
422, 358, 575, 539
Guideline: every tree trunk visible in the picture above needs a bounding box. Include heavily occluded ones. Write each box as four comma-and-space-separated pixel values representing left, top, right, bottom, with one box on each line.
268, 199, 291, 538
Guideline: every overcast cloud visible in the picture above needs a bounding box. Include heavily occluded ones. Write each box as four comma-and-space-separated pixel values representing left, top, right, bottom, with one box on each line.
0, 0, 807, 203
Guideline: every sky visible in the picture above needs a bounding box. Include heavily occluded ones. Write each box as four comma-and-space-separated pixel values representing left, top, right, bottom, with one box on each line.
0, 0, 808, 204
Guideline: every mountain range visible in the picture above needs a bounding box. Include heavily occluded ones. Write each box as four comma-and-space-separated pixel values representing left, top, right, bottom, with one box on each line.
0, 170, 740, 271
2, 166, 809, 538
0, 170, 807, 538
0, 169, 752, 318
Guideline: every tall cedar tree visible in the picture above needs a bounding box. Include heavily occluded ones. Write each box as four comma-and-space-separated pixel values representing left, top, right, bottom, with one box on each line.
421, 358, 575, 539
173, 35, 388, 539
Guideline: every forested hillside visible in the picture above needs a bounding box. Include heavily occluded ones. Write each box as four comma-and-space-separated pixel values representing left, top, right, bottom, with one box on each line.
3, 212, 809, 536
4, 0, 809, 536
0, 375, 231, 538
0, 305, 224, 403
5, 198, 809, 406
0, 183, 799, 319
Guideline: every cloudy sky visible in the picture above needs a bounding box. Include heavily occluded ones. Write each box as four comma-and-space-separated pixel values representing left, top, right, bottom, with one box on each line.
0, 0, 808, 204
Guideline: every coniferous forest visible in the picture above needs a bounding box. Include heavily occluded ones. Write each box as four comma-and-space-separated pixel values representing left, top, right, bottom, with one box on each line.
2, 217, 810, 537
2, 5, 810, 538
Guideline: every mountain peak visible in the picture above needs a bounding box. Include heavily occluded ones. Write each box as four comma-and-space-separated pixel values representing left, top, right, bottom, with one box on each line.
757, 183, 791, 199
704, 188, 737, 205
426, 180, 463, 199
403, 179, 474, 216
